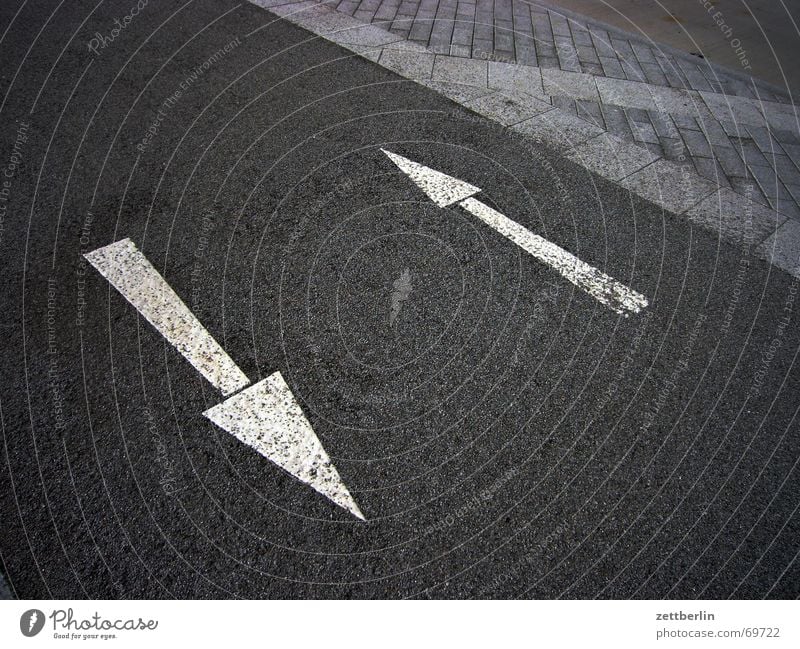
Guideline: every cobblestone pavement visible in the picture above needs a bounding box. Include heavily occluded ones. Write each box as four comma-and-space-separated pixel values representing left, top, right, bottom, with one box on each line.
317, 0, 800, 221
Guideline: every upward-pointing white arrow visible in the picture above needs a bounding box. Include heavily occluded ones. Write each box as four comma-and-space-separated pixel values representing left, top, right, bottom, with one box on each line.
382, 149, 648, 316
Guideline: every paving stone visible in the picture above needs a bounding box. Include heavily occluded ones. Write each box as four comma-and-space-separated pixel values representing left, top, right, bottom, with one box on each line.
630, 120, 659, 145
729, 178, 768, 205
609, 36, 634, 58
600, 103, 633, 139
378, 48, 436, 79
759, 100, 800, 133
774, 128, 800, 146
432, 54, 488, 86
700, 92, 766, 127
671, 113, 699, 130
575, 99, 604, 128
773, 155, 800, 188
784, 183, 800, 205
564, 132, 659, 181
374, 1, 401, 21
758, 219, 800, 274
596, 77, 656, 110
620, 57, 646, 82
692, 156, 730, 188
694, 115, 732, 147
683, 68, 713, 91
473, 22, 494, 41
641, 62, 667, 86
598, 56, 625, 79
514, 44, 538, 67
450, 43, 471, 57
551, 95, 577, 115
571, 30, 593, 47
510, 109, 603, 152
587, 28, 614, 56
775, 197, 800, 220
581, 62, 604, 76
408, 20, 434, 42
657, 59, 689, 89
487, 61, 545, 97
648, 110, 679, 139
620, 159, 717, 214
575, 45, 600, 65
464, 89, 552, 125
749, 164, 782, 199
737, 139, 771, 167
719, 119, 749, 138
327, 20, 406, 46
780, 142, 800, 166
421, 79, 494, 103
659, 136, 687, 162
471, 39, 493, 58
548, 11, 572, 37
714, 145, 747, 177
625, 106, 649, 123
687, 188, 784, 245
537, 55, 560, 70
630, 42, 656, 63
649, 88, 703, 117
643, 141, 665, 157
680, 129, 713, 158
541, 68, 600, 101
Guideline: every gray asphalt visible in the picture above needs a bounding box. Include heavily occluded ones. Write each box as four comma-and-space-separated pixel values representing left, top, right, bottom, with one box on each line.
0, 0, 798, 599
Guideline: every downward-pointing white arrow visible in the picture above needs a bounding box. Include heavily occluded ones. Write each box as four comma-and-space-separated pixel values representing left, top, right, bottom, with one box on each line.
85, 239, 364, 520
382, 149, 648, 316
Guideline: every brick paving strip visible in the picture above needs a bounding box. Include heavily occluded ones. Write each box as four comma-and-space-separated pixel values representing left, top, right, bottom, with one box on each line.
248, 0, 800, 278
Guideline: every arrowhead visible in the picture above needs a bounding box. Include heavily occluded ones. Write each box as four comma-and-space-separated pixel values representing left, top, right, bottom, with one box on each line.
381, 149, 480, 207
203, 372, 365, 520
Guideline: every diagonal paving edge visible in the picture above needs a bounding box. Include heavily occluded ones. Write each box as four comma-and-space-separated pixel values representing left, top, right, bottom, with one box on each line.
248, 0, 800, 278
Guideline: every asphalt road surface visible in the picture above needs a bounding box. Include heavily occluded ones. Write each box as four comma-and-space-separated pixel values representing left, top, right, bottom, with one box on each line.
1, 0, 799, 599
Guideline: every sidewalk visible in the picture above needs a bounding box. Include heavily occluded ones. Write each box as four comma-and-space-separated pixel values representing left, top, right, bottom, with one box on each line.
250, 0, 800, 277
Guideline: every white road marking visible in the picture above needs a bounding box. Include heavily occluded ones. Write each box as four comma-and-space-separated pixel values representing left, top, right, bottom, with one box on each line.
204, 372, 365, 520
460, 197, 648, 315
84, 238, 250, 395
382, 149, 648, 316
85, 238, 365, 519
381, 148, 480, 207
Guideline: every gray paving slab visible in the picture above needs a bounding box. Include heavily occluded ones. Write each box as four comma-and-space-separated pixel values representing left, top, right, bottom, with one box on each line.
757, 218, 800, 274
379, 48, 436, 79
487, 61, 546, 98
510, 109, 603, 152
464, 90, 553, 125
686, 188, 784, 246
541, 67, 600, 101
620, 159, 718, 214
564, 132, 659, 181
432, 54, 488, 86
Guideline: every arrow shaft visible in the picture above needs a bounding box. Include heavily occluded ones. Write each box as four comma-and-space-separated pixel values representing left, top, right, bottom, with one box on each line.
84, 239, 250, 395
459, 197, 648, 315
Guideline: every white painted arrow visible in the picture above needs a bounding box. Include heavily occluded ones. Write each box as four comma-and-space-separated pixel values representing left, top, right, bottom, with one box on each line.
85, 239, 364, 520
382, 149, 648, 316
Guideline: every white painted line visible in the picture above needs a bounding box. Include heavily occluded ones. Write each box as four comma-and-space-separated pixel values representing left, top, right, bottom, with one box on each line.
381, 149, 480, 207
84, 238, 250, 396
460, 197, 648, 315
204, 372, 365, 520
382, 149, 648, 315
